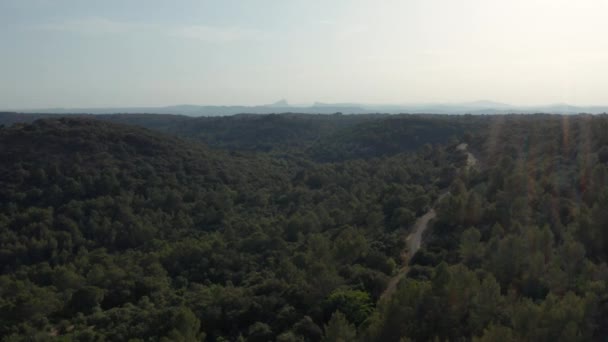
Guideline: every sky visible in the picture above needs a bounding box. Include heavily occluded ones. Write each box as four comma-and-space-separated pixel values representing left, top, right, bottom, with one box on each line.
2, 0, 608, 108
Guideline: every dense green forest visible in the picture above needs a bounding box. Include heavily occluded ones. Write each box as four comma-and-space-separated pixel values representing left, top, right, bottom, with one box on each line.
0, 112, 484, 161
1, 113, 608, 341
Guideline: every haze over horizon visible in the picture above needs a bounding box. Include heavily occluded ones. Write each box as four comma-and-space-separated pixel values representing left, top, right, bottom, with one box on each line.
3, 0, 608, 108
8, 99, 608, 111
8, 99, 608, 113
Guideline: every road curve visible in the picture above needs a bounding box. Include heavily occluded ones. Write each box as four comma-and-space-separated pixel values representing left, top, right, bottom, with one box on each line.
380, 205, 439, 300
380, 143, 476, 300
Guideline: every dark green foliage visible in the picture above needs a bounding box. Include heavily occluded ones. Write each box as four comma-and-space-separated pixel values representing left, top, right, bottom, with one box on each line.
0, 112, 485, 162
365, 114, 608, 341
322, 311, 357, 342
3, 113, 608, 341
323, 289, 373, 326
0, 118, 449, 340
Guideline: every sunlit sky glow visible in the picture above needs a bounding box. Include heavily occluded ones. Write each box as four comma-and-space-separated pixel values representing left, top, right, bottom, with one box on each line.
2, 0, 608, 108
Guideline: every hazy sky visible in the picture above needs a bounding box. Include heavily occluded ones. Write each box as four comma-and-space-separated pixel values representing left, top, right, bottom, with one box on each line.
2, 0, 608, 108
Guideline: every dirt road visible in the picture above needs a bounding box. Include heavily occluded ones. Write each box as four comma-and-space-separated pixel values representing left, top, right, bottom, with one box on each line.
379, 208, 437, 300
380, 144, 476, 300
457, 143, 478, 168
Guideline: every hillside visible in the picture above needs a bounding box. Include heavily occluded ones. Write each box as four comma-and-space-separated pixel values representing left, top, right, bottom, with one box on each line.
0, 118, 458, 341
0, 112, 484, 161
2, 115, 608, 341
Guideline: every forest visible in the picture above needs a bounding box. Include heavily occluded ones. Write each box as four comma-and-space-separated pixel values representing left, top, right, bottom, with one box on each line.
1, 113, 608, 341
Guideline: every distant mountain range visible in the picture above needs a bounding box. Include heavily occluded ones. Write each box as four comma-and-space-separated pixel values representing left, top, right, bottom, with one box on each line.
9, 100, 608, 116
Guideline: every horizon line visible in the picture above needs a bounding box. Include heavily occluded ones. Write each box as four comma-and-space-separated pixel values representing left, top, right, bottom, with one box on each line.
7, 101, 608, 112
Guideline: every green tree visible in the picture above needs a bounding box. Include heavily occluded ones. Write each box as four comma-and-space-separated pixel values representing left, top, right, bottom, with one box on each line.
322, 311, 357, 342
469, 275, 503, 335
324, 289, 373, 326
459, 227, 483, 268
473, 324, 517, 342
160, 307, 205, 342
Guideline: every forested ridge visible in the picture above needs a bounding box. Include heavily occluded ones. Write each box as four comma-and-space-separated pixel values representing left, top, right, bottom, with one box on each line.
0, 113, 484, 161
1, 114, 608, 341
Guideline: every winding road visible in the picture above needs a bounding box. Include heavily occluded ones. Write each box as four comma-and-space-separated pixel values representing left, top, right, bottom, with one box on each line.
380, 208, 438, 300
457, 143, 478, 168
379, 144, 477, 300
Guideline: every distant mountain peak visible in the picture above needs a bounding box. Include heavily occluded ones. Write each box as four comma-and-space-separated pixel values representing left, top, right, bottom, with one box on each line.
464, 100, 511, 108
268, 99, 289, 107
